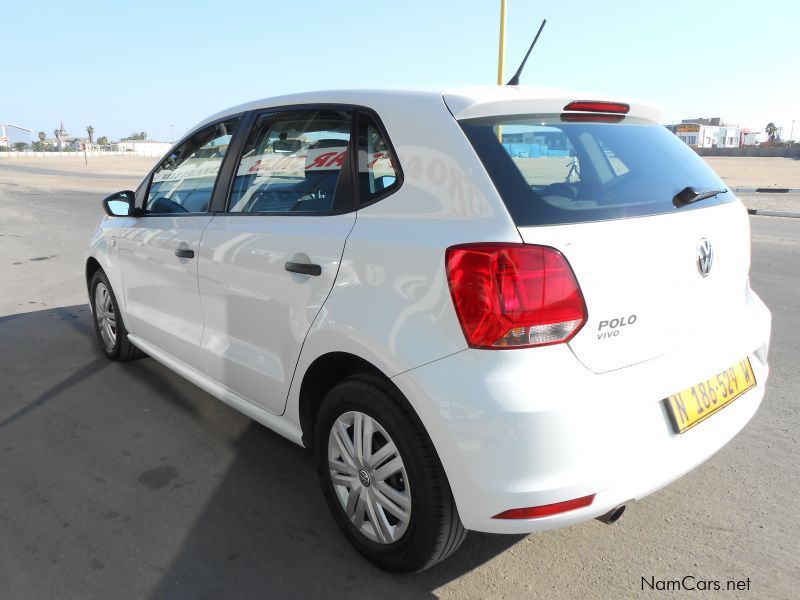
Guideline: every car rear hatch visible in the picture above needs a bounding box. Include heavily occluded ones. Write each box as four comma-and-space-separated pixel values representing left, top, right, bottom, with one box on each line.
516, 203, 750, 373
449, 91, 751, 373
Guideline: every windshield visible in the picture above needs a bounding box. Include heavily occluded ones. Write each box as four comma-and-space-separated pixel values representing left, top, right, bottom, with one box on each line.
460, 116, 733, 226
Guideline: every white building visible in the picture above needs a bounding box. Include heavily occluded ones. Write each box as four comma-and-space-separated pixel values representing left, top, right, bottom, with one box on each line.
112, 140, 172, 154
0, 124, 31, 148
667, 118, 744, 148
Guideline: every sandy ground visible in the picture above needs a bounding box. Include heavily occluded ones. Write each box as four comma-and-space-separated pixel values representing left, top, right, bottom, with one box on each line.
704, 157, 800, 189
0, 153, 797, 190
0, 155, 156, 193
0, 155, 798, 317
0, 155, 798, 598
482, 156, 799, 191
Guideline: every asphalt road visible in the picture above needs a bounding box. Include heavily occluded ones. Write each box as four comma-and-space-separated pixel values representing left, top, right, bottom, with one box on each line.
737, 191, 800, 216
0, 163, 798, 598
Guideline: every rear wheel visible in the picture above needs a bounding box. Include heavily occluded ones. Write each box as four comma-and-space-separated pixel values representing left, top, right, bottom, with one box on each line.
315, 374, 466, 572
89, 270, 145, 361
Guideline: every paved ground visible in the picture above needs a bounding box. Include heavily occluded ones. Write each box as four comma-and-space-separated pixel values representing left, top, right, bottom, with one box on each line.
1, 157, 798, 599
0, 157, 154, 316
737, 192, 800, 215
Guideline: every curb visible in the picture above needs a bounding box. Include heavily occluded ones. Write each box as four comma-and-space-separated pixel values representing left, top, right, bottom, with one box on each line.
734, 187, 800, 193
747, 209, 800, 218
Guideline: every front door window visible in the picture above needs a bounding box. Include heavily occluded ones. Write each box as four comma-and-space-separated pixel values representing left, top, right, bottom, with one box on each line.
146, 117, 241, 214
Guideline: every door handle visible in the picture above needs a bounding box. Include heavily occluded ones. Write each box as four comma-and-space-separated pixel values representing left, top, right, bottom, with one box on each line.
175, 248, 195, 259
285, 261, 322, 276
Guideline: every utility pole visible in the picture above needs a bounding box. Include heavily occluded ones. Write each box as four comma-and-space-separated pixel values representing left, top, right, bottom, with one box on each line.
790, 120, 795, 145
497, 0, 507, 86
496, 0, 507, 142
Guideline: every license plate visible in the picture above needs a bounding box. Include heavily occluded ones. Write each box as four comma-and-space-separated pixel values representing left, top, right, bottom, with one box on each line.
666, 358, 756, 433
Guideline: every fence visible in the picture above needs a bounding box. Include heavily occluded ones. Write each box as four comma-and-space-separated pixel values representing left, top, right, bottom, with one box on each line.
0, 149, 166, 159
695, 145, 800, 158
502, 143, 571, 158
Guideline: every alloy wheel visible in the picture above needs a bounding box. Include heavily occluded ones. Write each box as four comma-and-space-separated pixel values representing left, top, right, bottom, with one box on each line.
94, 282, 117, 351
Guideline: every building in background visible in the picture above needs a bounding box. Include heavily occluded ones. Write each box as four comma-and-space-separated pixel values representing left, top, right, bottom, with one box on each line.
0, 124, 32, 148
738, 128, 759, 146
666, 118, 755, 148
111, 140, 172, 154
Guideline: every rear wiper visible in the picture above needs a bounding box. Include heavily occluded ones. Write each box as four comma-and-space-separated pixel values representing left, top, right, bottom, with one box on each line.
673, 186, 727, 207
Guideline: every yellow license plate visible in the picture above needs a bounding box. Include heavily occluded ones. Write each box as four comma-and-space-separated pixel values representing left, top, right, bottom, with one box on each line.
666, 358, 756, 433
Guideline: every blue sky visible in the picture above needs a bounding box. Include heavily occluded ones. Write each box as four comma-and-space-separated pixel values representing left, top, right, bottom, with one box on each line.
3, 0, 798, 142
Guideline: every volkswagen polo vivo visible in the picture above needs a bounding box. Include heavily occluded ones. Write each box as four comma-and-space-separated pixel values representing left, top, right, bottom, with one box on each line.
85, 87, 771, 572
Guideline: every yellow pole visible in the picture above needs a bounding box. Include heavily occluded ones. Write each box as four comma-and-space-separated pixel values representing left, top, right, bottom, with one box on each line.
497, 0, 507, 142
497, 0, 507, 85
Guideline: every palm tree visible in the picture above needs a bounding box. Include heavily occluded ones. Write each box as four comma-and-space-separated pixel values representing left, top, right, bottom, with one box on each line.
38, 131, 46, 143
765, 122, 779, 142
86, 125, 94, 144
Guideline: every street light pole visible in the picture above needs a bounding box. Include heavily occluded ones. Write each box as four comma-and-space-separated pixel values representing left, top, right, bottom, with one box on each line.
170, 124, 174, 144
790, 120, 795, 145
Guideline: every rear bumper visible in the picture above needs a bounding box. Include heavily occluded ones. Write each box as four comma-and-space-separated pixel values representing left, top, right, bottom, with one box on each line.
391, 288, 771, 534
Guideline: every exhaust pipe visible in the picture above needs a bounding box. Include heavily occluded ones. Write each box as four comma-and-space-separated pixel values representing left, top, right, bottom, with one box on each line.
596, 504, 626, 525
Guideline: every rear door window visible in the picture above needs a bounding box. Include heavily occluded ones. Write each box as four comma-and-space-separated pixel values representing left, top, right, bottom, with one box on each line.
460, 117, 733, 226
226, 109, 353, 214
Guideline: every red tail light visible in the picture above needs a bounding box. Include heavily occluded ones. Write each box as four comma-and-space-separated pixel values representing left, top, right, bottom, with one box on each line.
445, 244, 586, 349
563, 100, 630, 114
493, 494, 596, 519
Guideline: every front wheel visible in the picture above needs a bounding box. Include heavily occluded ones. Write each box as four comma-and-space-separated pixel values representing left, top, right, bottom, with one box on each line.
315, 374, 466, 572
89, 270, 145, 362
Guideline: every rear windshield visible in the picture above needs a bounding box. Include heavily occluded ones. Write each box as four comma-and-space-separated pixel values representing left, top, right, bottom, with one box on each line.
460, 116, 734, 226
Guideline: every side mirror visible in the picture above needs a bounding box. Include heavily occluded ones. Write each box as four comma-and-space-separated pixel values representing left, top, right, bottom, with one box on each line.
102, 190, 135, 217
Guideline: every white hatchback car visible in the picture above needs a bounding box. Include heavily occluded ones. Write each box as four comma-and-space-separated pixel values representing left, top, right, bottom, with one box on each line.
86, 87, 771, 572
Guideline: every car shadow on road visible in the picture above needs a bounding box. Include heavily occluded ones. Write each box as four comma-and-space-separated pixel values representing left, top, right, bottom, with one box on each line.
147, 421, 523, 600
0, 306, 523, 600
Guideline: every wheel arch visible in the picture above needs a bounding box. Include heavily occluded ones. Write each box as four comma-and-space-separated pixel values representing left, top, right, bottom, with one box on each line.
84, 244, 125, 317
298, 351, 386, 448
85, 256, 103, 293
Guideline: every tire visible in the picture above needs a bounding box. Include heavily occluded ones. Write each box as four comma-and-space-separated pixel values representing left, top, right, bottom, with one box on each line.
315, 374, 466, 573
89, 269, 145, 362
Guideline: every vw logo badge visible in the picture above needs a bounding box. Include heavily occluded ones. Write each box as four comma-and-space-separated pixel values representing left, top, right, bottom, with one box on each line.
697, 238, 713, 277
358, 468, 371, 487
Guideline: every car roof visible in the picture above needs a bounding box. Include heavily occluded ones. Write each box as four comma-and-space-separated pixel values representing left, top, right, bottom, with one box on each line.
192, 86, 663, 132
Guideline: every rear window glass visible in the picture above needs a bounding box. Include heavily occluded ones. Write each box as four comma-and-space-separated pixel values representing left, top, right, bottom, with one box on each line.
460, 117, 733, 226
